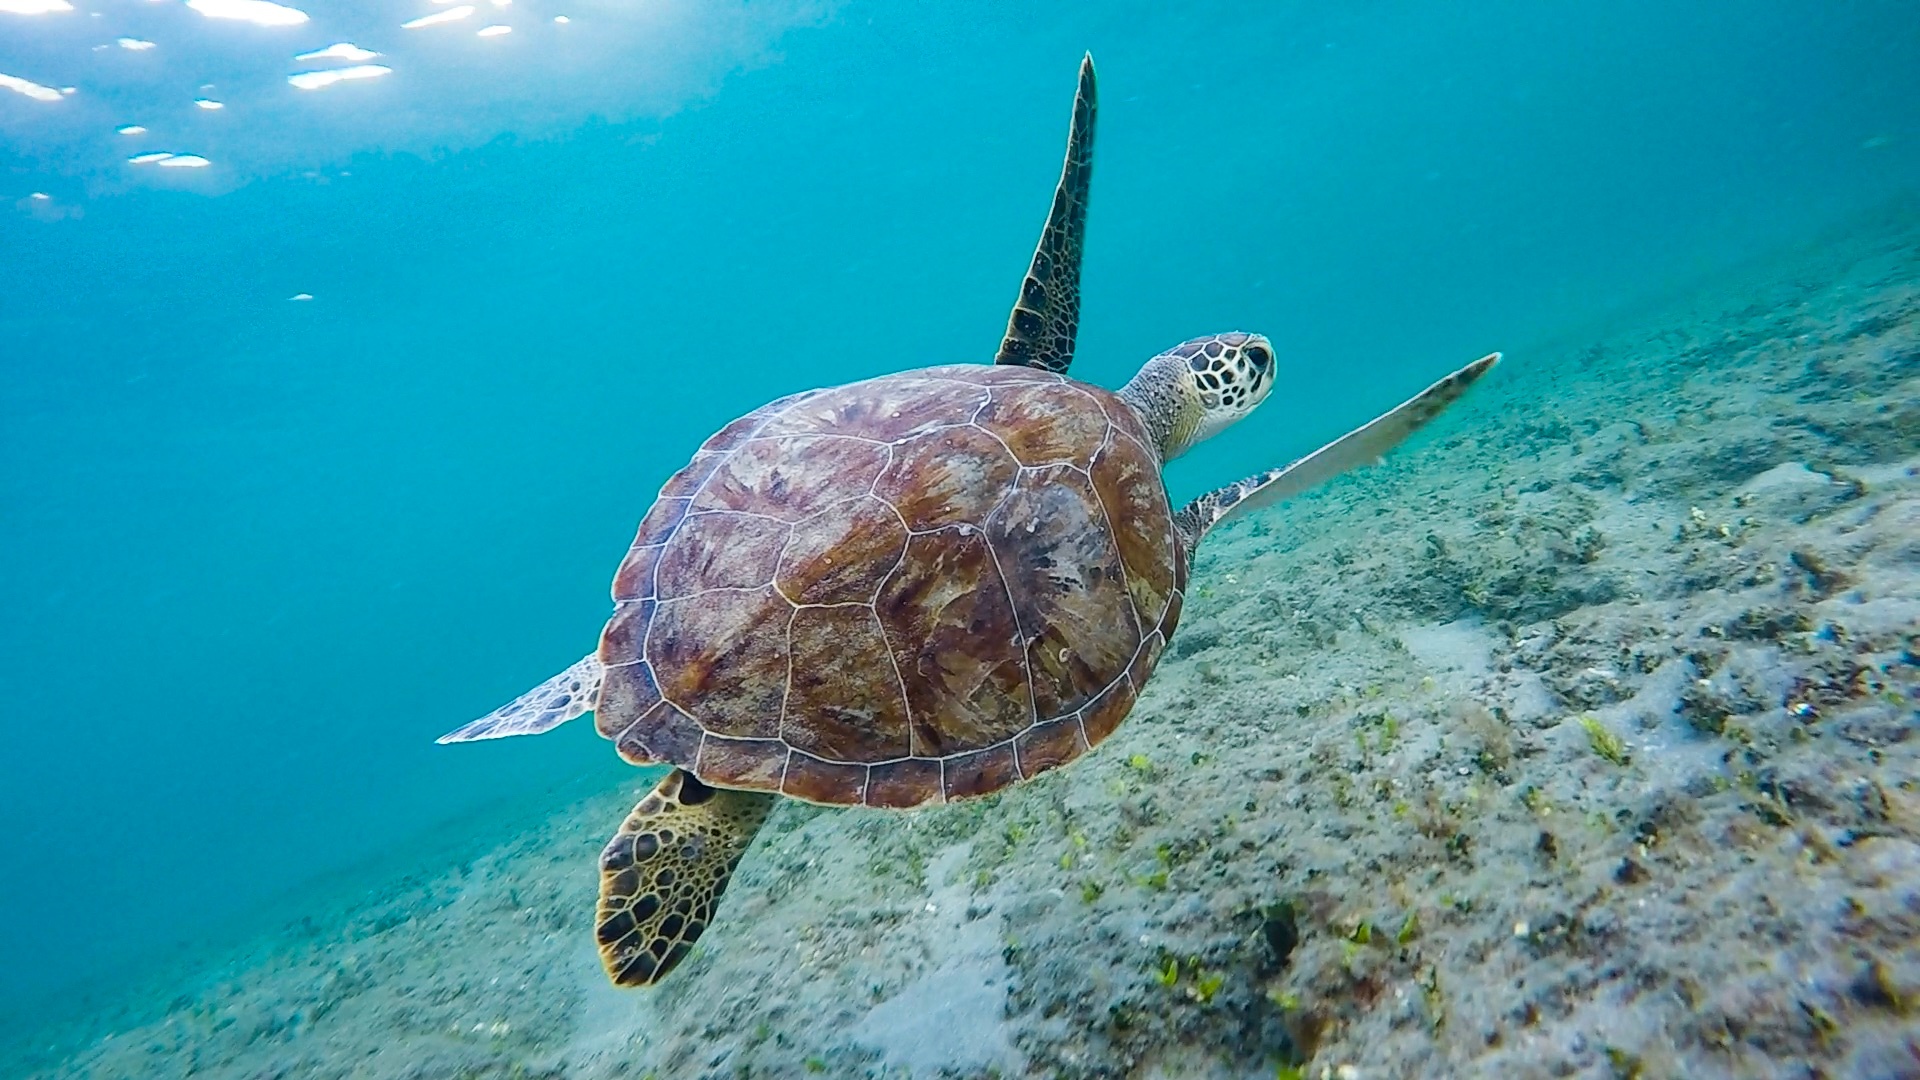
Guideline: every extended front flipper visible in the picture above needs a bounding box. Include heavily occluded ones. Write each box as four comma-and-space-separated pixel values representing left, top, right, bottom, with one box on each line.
996, 53, 1097, 375
436, 652, 602, 743
1175, 353, 1500, 550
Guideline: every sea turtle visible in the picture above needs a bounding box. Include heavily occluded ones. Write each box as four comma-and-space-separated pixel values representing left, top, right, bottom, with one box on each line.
440, 55, 1498, 986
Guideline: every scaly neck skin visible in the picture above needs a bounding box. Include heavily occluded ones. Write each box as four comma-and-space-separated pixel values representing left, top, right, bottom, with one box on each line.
1117, 354, 1200, 462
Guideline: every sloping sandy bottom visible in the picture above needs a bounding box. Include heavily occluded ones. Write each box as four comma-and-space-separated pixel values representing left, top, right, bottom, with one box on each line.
18, 219, 1920, 1079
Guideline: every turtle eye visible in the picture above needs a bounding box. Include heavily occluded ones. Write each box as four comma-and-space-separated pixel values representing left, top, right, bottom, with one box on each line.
1246, 344, 1272, 370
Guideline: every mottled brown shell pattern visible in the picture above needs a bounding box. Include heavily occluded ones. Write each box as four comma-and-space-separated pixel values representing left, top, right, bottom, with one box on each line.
595, 365, 1185, 808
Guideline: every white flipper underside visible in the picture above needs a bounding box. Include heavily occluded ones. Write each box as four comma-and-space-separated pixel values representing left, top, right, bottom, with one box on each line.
1178, 352, 1500, 544
437, 652, 602, 743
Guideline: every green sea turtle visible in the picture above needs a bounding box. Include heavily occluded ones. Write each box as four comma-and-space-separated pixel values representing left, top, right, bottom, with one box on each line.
440, 55, 1498, 986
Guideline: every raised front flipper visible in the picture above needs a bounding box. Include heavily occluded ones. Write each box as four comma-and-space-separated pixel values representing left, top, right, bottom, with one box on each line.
1175, 352, 1500, 549
436, 652, 602, 743
996, 53, 1097, 375
596, 768, 776, 986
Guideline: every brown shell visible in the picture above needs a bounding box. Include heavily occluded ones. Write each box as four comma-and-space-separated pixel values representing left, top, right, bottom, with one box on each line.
594, 364, 1185, 808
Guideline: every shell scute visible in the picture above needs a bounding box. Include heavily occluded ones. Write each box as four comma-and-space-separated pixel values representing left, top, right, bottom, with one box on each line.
916, 363, 1061, 386
694, 735, 787, 789
651, 511, 788, 598
656, 453, 726, 500
611, 549, 658, 603
873, 425, 1020, 532
647, 588, 789, 740
615, 701, 700, 766
941, 743, 1020, 801
877, 528, 1031, 757
1078, 670, 1137, 746
757, 375, 984, 441
781, 752, 868, 804
1015, 714, 1089, 778
600, 599, 656, 671
595, 650, 660, 740
865, 757, 944, 808
777, 496, 905, 606
1089, 417, 1178, 626
783, 605, 910, 760
629, 496, 691, 551
693, 435, 890, 523
987, 464, 1140, 720
1159, 581, 1185, 641
973, 380, 1112, 466
700, 390, 819, 455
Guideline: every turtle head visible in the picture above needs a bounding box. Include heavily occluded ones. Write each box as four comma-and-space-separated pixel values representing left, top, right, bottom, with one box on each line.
1118, 332, 1276, 461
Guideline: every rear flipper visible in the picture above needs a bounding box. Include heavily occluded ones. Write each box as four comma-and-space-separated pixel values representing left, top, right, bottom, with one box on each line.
596, 768, 776, 986
436, 653, 602, 743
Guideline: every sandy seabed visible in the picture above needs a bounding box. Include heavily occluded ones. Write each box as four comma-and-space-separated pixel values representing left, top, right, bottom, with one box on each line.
17, 215, 1920, 1079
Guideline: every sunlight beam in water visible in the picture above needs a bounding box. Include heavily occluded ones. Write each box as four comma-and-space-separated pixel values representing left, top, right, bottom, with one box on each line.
0, 71, 63, 101
184, 0, 308, 27
287, 65, 393, 91
0, 0, 845, 191
401, 5, 473, 29
294, 43, 380, 63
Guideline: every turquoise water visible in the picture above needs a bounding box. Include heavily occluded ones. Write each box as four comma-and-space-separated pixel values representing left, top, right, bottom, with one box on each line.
2, 0, 1917, 1041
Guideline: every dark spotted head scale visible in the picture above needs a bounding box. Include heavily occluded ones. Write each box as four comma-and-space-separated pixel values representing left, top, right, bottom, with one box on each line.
1176, 332, 1275, 419
1116, 331, 1278, 460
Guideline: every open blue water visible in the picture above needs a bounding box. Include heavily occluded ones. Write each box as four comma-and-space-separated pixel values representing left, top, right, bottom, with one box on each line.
3, 0, 1917, 1041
